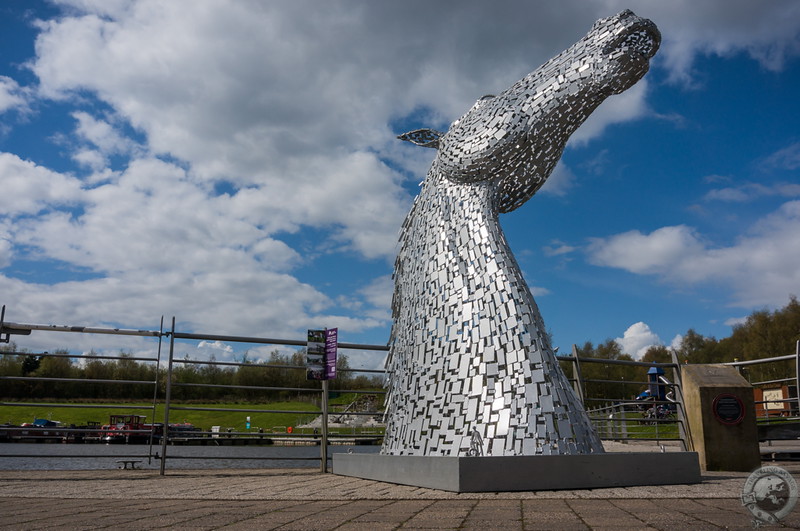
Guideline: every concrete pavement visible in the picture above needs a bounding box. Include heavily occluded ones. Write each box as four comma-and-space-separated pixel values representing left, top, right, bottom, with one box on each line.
2, 463, 800, 529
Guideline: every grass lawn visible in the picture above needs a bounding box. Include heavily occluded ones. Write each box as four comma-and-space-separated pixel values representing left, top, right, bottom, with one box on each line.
1, 401, 321, 433
0, 391, 386, 435
591, 409, 681, 441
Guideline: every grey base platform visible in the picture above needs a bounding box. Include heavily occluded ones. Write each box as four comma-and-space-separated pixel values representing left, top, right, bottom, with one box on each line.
333, 452, 701, 493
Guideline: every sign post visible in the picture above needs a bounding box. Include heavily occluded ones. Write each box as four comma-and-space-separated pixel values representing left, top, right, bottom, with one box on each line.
307, 328, 337, 473
321, 379, 329, 473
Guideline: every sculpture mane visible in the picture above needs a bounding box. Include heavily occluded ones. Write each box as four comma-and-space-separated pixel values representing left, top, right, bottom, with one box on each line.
383, 10, 660, 457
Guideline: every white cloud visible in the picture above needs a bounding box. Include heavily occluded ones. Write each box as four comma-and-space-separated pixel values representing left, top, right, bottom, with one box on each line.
196, 340, 233, 354
356, 275, 394, 322
704, 182, 800, 202
540, 161, 577, 197
27, 3, 670, 187
0, 76, 27, 114
0, 219, 12, 268
669, 334, 683, 352
24, 1, 799, 255
703, 174, 733, 185
71, 111, 139, 161
598, 0, 800, 84
0, 238, 11, 269
2, 0, 799, 349
587, 201, 800, 307
587, 225, 706, 275
336, 348, 388, 371
72, 148, 106, 171
0, 265, 333, 342
0, 153, 83, 215
52, 0, 133, 18
3, 157, 346, 336
31, 4, 417, 260
569, 81, 651, 145
531, 286, 552, 297
765, 141, 800, 171
543, 240, 577, 258
359, 275, 393, 309
26, 2, 800, 160
615, 322, 662, 359
724, 316, 748, 327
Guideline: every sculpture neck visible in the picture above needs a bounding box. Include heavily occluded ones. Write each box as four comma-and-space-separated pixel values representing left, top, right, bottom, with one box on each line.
396, 167, 518, 297
417, 166, 500, 226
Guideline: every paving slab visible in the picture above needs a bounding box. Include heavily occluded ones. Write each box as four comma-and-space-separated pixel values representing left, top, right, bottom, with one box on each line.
1, 462, 799, 529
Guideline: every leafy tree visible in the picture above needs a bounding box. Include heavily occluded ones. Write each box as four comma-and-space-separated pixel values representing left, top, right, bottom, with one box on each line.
233, 355, 266, 400
640, 345, 671, 365
33, 350, 75, 398
82, 350, 115, 398
0, 343, 25, 397
576, 340, 638, 404
198, 354, 232, 400
21, 354, 41, 376
715, 295, 800, 382
173, 356, 204, 400
673, 329, 715, 363
332, 353, 352, 390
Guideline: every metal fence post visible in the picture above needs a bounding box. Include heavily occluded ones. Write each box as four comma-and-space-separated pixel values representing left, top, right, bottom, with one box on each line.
147, 316, 164, 465
669, 351, 693, 452
321, 379, 329, 473
159, 317, 176, 476
795, 340, 800, 416
611, 403, 625, 441
571, 344, 586, 404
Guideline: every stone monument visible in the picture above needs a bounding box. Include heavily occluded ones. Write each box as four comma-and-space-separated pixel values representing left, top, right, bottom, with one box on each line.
682, 364, 761, 471
335, 10, 701, 490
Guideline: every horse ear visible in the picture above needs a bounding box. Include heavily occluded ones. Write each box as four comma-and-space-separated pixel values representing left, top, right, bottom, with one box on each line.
397, 128, 444, 149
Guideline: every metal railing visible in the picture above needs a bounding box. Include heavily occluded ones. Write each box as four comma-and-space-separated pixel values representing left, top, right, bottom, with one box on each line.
557, 347, 692, 451
1, 304, 703, 470
726, 341, 800, 427
158, 317, 387, 473
0, 306, 388, 473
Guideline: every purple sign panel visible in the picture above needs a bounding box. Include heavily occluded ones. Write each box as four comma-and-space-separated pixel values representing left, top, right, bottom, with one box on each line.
306, 328, 337, 380
325, 328, 338, 380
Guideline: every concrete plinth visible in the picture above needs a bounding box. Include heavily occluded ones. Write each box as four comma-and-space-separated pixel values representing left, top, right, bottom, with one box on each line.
682, 364, 761, 471
333, 452, 701, 493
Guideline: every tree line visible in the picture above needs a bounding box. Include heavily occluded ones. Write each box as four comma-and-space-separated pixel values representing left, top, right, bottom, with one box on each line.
563, 296, 800, 404
0, 347, 383, 402
2, 296, 798, 404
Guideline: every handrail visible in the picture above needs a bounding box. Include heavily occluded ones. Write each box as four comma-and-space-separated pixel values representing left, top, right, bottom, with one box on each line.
172, 357, 385, 374
0, 350, 159, 363
0, 402, 154, 410
0, 321, 162, 337
1, 376, 156, 385
3, 306, 737, 468
557, 354, 679, 369
724, 354, 796, 366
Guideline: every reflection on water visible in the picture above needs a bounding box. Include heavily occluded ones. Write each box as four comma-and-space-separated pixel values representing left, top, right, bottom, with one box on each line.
0, 443, 381, 470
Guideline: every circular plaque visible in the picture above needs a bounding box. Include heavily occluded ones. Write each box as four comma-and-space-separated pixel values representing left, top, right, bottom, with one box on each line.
713, 393, 745, 425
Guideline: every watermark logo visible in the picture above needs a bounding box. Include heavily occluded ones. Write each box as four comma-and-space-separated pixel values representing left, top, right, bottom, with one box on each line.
741, 465, 797, 527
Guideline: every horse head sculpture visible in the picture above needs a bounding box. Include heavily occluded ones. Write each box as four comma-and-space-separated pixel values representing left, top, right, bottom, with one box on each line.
384, 10, 660, 457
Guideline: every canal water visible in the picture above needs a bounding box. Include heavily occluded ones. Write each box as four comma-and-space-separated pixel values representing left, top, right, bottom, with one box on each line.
0, 443, 381, 470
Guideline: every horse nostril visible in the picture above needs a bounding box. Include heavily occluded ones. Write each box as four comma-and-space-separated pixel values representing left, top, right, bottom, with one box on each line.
619, 29, 658, 58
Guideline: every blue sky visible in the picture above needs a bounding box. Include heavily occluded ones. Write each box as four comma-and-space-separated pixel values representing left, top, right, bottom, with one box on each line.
1, 0, 799, 367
